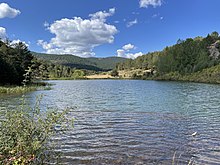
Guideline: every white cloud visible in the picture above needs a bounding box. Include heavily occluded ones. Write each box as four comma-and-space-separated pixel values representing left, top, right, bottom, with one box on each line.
0, 3, 21, 19
38, 8, 118, 57
127, 19, 138, 27
0, 27, 6, 39
117, 49, 125, 57
117, 44, 143, 59
89, 8, 115, 21
126, 52, 143, 59
139, 0, 162, 8
122, 43, 135, 51
10, 39, 29, 47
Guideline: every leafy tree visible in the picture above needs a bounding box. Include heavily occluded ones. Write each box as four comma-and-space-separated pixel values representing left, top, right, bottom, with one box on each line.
0, 41, 33, 85
111, 69, 119, 77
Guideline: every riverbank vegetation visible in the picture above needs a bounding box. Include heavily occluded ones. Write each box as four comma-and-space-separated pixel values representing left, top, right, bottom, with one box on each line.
0, 96, 73, 164
116, 32, 220, 84
0, 82, 51, 94
0, 86, 38, 94
0, 39, 87, 93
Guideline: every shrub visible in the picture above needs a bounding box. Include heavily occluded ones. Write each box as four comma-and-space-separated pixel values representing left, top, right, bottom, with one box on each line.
0, 95, 74, 164
110, 69, 119, 77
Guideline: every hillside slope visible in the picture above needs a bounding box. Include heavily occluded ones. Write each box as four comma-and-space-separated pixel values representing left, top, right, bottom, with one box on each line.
32, 52, 126, 71
116, 32, 220, 83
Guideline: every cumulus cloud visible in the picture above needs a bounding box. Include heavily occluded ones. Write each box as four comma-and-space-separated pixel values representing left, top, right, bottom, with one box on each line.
38, 8, 117, 57
127, 19, 138, 27
117, 43, 143, 59
117, 49, 125, 57
0, 27, 6, 39
126, 52, 143, 59
0, 3, 21, 19
122, 43, 135, 51
139, 0, 162, 8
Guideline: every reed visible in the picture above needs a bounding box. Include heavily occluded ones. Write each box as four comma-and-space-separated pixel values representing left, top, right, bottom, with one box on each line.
0, 82, 52, 94
0, 86, 37, 94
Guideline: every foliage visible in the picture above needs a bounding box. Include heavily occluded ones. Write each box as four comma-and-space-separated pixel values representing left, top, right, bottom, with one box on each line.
110, 69, 119, 77
154, 63, 220, 84
0, 96, 74, 164
116, 32, 220, 83
30, 59, 86, 80
0, 41, 33, 85
116, 52, 159, 70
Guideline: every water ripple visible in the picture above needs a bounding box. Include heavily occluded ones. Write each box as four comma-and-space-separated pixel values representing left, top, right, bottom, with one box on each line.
1, 80, 220, 164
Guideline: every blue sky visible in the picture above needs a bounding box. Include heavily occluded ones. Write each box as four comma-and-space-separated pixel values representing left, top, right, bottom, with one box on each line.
0, 0, 220, 58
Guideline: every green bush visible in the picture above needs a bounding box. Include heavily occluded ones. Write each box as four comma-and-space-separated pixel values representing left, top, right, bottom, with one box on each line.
110, 69, 119, 77
0, 96, 74, 164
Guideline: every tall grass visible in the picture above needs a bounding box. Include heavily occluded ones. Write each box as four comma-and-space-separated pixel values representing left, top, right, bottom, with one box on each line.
0, 86, 37, 94
0, 82, 52, 94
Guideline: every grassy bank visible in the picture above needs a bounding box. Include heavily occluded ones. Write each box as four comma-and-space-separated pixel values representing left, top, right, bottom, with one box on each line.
0, 82, 51, 95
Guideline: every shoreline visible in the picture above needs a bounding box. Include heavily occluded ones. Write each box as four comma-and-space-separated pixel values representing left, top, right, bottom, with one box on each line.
2, 75, 218, 95
44, 77, 220, 85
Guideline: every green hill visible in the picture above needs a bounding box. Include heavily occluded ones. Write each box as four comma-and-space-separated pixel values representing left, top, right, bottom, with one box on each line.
32, 52, 126, 71
116, 31, 220, 83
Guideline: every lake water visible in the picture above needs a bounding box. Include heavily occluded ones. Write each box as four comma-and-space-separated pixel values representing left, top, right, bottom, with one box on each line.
1, 80, 220, 164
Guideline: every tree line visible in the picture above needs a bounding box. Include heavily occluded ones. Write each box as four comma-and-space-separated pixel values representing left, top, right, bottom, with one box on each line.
116, 32, 220, 78
0, 40, 85, 85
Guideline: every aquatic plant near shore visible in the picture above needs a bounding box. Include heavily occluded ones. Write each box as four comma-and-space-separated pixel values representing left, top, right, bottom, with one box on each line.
0, 86, 37, 94
0, 82, 52, 94
0, 95, 74, 164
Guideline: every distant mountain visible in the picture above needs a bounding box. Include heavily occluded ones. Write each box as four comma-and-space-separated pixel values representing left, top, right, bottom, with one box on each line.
32, 52, 127, 71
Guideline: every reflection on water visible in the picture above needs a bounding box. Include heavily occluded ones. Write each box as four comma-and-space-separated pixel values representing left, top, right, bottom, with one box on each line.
1, 80, 220, 164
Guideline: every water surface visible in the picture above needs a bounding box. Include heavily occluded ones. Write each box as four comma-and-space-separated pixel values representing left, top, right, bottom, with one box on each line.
1, 80, 220, 164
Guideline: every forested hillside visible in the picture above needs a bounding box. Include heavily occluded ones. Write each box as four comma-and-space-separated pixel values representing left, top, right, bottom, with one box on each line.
33, 52, 127, 71
116, 32, 220, 83
0, 41, 86, 85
